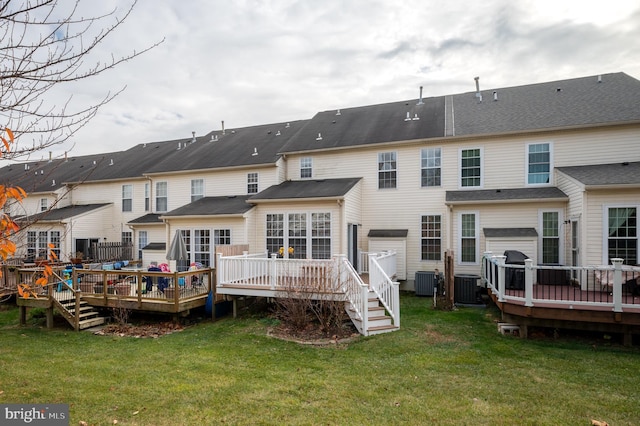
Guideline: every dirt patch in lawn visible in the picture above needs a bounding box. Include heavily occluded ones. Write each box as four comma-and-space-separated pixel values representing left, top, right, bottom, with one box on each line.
94, 322, 185, 338
268, 321, 359, 346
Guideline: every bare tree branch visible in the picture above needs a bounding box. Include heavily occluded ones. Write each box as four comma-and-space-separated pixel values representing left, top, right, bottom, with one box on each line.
0, 0, 164, 160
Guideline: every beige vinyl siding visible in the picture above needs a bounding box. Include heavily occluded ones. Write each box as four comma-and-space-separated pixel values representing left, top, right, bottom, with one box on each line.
582, 188, 640, 266
555, 172, 586, 266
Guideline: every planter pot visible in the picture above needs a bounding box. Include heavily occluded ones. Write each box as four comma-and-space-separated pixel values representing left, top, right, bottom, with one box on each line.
115, 283, 131, 296
93, 284, 115, 294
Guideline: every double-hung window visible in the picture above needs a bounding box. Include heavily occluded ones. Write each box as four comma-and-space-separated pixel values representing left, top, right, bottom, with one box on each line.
156, 181, 167, 212
459, 212, 478, 264
247, 173, 258, 194
378, 152, 397, 189
214, 229, 231, 245
122, 184, 133, 212
527, 143, 551, 185
540, 211, 561, 263
40, 198, 48, 212
607, 207, 637, 265
311, 213, 331, 259
421, 215, 442, 261
460, 148, 482, 188
300, 157, 313, 179
144, 183, 150, 211
191, 179, 204, 202
266, 214, 284, 256
421, 148, 441, 187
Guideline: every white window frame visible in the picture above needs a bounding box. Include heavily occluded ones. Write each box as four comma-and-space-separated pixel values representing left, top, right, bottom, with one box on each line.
458, 211, 479, 265
247, 173, 258, 194
265, 211, 332, 259
378, 151, 397, 189
538, 209, 563, 264
526, 142, 553, 186
193, 229, 211, 266
459, 147, 483, 189
214, 229, 231, 245
40, 198, 48, 212
421, 214, 442, 261
420, 147, 441, 187
300, 157, 313, 179
144, 183, 150, 212
138, 231, 148, 260
155, 181, 168, 212
191, 179, 204, 202
122, 184, 133, 212
603, 204, 638, 265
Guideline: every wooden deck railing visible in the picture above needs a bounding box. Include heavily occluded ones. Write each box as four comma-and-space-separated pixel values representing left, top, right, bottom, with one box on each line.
368, 251, 400, 328
482, 252, 640, 312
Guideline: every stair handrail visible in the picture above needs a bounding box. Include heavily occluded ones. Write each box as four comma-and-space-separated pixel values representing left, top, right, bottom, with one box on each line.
368, 252, 400, 328
338, 255, 369, 334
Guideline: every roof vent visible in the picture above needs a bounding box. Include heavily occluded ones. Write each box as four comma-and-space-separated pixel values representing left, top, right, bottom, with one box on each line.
417, 86, 424, 105
177, 142, 181, 150
622, 162, 629, 166
252, 147, 258, 156
48, 151, 52, 162
40, 170, 43, 175
210, 134, 217, 142
336, 109, 341, 116
109, 159, 114, 166
51, 179, 55, 186
474, 76, 481, 98
191, 131, 196, 143
143, 143, 146, 147
316, 133, 322, 141
24, 164, 28, 170
404, 112, 411, 122
285, 122, 290, 128
493, 91, 498, 101
221, 120, 225, 135
477, 93, 483, 103
93, 160, 96, 165
276, 130, 281, 136
598, 75, 602, 83
556, 87, 562, 92
412, 113, 420, 121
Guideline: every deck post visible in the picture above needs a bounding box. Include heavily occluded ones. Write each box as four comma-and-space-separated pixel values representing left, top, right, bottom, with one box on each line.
524, 259, 534, 307
216, 253, 223, 288
612, 258, 623, 313
270, 253, 277, 290
496, 255, 506, 302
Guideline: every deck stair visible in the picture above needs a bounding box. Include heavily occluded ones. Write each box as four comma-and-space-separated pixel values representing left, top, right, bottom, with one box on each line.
346, 289, 398, 336
52, 295, 106, 330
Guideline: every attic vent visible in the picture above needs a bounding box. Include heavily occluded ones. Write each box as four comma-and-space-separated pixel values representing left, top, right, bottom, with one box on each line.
404, 112, 411, 122
412, 113, 420, 121
316, 133, 323, 141
493, 91, 498, 101
336, 109, 341, 116
276, 130, 281, 136
51, 179, 55, 186
109, 159, 114, 166
285, 122, 290, 128
93, 160, 96, 165
598, 75, 602, 83
252, 147, 258, 156
556, 87, 562, 92
177, 142, 181, 150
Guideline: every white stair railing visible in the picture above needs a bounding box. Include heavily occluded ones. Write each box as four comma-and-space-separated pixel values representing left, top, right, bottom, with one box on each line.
338, 255, 369, 335
368, 251, 400, 328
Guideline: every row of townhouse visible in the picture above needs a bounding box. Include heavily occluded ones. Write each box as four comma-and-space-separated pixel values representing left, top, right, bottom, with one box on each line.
2, 72, 640, 290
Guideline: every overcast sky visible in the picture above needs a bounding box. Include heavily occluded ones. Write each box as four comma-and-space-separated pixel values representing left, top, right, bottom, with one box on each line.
23, 0, 640, 160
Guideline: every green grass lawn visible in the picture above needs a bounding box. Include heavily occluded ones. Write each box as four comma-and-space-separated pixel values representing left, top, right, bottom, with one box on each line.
1, 294, 639, 425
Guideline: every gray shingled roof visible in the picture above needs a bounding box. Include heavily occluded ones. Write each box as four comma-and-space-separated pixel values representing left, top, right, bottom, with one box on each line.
557, 161, 640, 186
451, 72, 640, 136
483, 228, 538, 238
16, 203, 110, 223
368, 229, 409, 238
128, 213, 164, 225
446, 187, 568, 204
249, 178, 361, 201
280, 97, 446, 153
143, 121, 309, 174
162, 195, 253, 217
